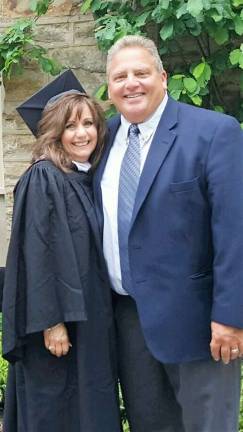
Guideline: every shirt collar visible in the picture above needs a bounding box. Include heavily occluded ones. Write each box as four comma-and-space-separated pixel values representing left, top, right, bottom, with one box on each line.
120, 92, 168, 140
72, 160, 91, 172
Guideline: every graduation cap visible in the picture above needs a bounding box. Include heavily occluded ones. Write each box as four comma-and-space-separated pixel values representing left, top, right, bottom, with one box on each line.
16, 69, 85, 136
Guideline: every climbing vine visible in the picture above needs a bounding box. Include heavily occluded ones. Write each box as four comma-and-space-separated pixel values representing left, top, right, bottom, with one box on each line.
80, 0, 243, 125
0, 0, 61, 79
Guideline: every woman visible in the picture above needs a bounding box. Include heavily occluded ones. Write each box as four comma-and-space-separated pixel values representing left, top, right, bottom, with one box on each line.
2, 87, 121, 431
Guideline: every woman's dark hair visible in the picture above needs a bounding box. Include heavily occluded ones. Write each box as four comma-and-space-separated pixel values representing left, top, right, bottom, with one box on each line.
32, 93, 106, 171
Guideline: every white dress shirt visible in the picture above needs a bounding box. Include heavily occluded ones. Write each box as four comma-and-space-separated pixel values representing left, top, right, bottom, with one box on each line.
101, 94, 168, 294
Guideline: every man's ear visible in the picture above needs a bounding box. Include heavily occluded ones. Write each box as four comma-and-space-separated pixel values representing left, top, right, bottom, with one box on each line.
107, 86, 111, 100
161, 70, 167, 90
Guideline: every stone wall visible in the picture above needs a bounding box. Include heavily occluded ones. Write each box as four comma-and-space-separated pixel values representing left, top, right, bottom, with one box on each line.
0, 1, 106, 252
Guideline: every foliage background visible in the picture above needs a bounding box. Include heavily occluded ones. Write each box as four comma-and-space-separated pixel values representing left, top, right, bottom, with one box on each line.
81, 0, 243, 125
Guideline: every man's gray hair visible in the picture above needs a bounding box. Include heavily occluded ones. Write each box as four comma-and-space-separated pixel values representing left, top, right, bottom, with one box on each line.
106, 35, 164, 76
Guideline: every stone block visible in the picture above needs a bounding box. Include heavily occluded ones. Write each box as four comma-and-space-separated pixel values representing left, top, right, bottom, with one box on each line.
4, 161, 29, 185
74, 69, 106, 95
51, 45, 106, 73
4, 160, 31, 234
35, 22, 72, 46
3, 101, 28, 132
3, 133, 32, 161
3, 0, 32, 17
74, 21, 96, 46
2, 0, 80, 17
3, 71, 47, 102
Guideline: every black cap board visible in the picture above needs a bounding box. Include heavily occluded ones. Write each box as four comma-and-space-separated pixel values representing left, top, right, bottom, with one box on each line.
16, 69, 85, 136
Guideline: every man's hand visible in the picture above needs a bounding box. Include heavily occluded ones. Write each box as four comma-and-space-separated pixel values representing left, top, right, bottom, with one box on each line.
210, 321, 243, 364
43, 323, 72, 357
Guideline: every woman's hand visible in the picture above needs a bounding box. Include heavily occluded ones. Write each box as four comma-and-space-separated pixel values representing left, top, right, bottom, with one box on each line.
43, 323, 72, 357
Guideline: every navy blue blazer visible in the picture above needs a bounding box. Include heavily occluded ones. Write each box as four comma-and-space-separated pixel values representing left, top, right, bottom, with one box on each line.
93, 97, 243, 363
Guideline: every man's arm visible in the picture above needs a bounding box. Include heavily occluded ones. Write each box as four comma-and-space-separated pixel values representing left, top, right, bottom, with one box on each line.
206, 115, 243, 363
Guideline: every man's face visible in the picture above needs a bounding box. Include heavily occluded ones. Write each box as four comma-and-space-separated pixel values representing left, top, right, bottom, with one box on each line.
108, 46, 167, 123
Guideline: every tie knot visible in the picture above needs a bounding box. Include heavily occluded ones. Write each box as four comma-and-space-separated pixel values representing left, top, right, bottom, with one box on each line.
128, 124, 139, 137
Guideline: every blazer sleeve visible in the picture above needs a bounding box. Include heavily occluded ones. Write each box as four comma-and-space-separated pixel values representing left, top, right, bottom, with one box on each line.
2, 162, 87, 363
206, 116, 243, 328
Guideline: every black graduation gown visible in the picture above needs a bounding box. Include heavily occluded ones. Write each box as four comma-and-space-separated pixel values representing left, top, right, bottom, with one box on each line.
2, 160, 121, 432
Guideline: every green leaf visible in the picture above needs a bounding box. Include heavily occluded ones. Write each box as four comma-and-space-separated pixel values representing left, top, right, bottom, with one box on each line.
103, 21, 116, 40
232, 0, 243, 6
39, 57, 53, 73
210, 12, 223, 23
214, 27, 229, 45
234, 15, 243, 35
168, 79, 183, 90
29, 0, 38, 11
189, 94, 202, 105
214, 105, 225, 113
188, 22, 202, 36
192, 62, 211, 87
80, 0, 93, 14
192, 62, 205, 79
90, 0, 105, 12
135, 11, 151, 27
152, 5, 168, 23
239, 56, 243, 69
170, 89, 182, 100
18, 20, 33, 32
202, 0, 211, 10
105, 104, 117, 119
32, 0, 54, 17
229, 48, 241, 65
95, 83, 107, 100
176, 4, 187, 19
187, 0, 203, 17
172, 74, 185, 79
160, 21, 174, 40
160, 0, 170, 9
141, 0, 152, 5
199, 87, 209, 96
203, 63, 211, 81
183, 77, 198, 93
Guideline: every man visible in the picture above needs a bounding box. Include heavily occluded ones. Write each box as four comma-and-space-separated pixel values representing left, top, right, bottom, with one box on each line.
93, 35, 243, 431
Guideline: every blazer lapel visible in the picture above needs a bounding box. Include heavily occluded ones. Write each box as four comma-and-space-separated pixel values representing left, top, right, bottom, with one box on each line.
131, 97, 178, 225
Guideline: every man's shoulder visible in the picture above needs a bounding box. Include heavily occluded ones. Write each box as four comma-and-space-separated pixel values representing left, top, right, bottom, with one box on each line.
106, 113, 120, 129
173, 97, 240, 129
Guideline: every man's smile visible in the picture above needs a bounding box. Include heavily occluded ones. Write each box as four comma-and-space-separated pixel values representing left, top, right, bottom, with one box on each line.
124, 93, 144, 99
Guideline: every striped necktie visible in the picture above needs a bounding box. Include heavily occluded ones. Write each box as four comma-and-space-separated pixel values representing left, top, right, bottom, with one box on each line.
118, 123, 141, 292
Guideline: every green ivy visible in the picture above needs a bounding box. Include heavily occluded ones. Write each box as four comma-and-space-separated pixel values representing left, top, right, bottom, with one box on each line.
0, 0, 62, 79
81, 0, 243, 125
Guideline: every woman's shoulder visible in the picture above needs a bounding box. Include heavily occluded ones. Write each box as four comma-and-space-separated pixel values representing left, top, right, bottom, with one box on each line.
22, 159, 63, 182
15, 160, 65, 194
29, 159, 62, 174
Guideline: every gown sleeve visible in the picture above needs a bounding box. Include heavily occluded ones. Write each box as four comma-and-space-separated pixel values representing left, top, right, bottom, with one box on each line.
2, 161, 87, 363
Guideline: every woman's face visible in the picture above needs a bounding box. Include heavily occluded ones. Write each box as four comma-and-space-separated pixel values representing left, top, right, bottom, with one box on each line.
61, 104, 98, 162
